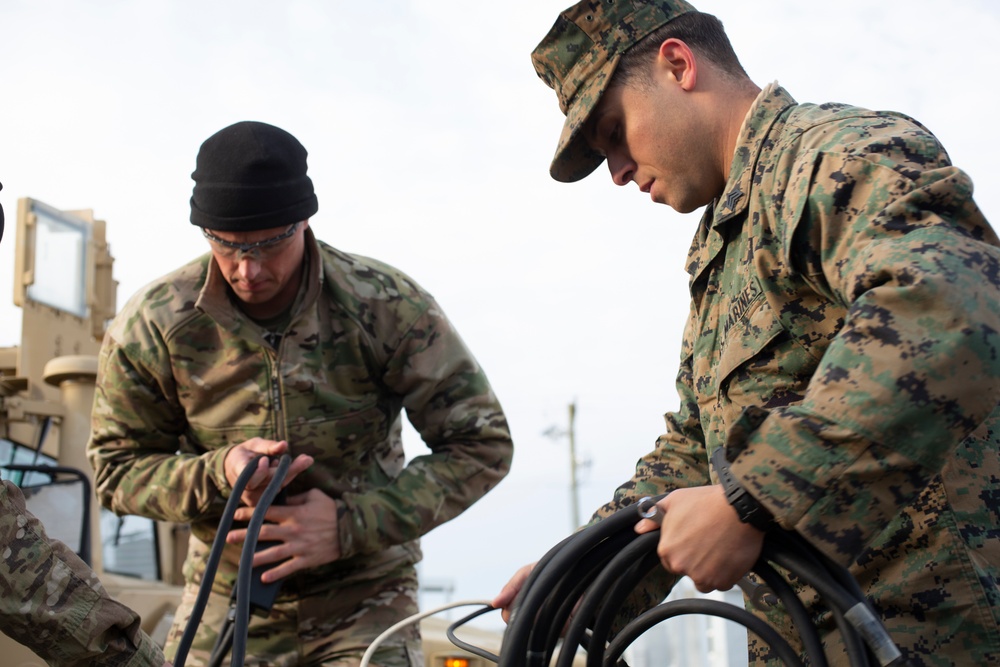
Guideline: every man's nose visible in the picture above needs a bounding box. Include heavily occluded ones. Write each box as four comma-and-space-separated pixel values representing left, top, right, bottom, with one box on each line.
607, 151, 635, 187
237, 257, 261, 280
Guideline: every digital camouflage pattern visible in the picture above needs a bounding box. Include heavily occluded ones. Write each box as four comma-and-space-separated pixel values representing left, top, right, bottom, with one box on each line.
592, 84, 1000, 666
164, 561, 421, 666
87, 228, 513, 660
531, 0, 695, 183
0, 480, 165, 666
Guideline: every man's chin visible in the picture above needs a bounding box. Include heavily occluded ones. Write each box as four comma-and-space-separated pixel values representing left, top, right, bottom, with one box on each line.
231, 286, 273, 304
669, 194, 715, 215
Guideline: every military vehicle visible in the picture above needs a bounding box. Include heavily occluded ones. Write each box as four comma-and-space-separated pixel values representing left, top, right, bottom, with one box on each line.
0, 197, 536, 667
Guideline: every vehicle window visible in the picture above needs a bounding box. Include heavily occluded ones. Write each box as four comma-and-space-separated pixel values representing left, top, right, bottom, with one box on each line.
2, 436, 87, 555
0, 437, 58, 484
2, 436, 160, 580
100, 509, 161, 581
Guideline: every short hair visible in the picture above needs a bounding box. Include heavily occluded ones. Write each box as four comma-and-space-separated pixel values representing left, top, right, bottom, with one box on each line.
613, 12, 749, 88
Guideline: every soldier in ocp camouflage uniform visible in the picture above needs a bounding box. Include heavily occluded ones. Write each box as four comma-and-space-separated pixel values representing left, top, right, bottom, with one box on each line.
86, 122, 513, 666
0, 481, 169, 666
493, 2, 1000, 665
0, 188, 168, 667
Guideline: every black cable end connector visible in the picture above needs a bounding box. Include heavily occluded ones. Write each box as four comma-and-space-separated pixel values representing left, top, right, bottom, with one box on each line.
243, 540, 286, 616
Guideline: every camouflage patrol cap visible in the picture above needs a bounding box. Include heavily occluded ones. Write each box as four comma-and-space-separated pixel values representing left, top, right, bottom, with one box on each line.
532, 0, 697, 182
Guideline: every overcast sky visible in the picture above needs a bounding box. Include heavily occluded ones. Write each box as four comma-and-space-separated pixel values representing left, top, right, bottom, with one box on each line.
2, 0, 999, 630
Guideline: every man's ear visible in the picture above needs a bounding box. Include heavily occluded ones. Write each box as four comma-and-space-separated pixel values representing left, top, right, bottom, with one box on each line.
657, 38, 698, 91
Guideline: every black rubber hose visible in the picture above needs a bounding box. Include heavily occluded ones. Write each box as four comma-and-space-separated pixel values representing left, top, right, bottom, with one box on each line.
762, 542, 876, 667
537, 527, 648, 667
173, 454, 266, 667
536, 529, 642, 667
230, 454, 291, 667
446, 605, 501, 663
207, 617, 235, 667
772, 529, 905, 666
604, 597, 805, 667
569, 533, 661, 667
526, 535, 627, 667
499, 507, 644, 667
751, 560, 828, 667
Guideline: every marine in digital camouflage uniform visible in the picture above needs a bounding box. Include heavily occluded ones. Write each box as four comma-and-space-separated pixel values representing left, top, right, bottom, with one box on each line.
499, 1, 1000, 665
86, 122, 513, 666
0, 480, 167, 666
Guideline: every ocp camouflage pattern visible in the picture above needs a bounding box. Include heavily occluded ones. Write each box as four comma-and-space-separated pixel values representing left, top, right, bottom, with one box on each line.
594, 84, 1000, 665
0, 480, 164, 666
163, 560, 422, 666
87, 228, 513, 603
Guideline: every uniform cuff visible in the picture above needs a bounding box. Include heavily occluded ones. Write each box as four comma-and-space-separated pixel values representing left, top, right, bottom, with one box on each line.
728, 405, 924, 564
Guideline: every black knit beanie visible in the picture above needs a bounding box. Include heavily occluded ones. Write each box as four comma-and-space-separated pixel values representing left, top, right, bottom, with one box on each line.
190, 121, 319, 231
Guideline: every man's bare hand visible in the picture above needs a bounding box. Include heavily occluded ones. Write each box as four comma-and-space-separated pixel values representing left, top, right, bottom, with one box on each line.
225, 488, 340, 583
223, 438, 314, 507
634, 485, 764, 593
491, 562, 536, 624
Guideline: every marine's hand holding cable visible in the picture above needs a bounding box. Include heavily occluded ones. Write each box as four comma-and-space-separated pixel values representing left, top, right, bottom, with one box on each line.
634, 485, 764, 593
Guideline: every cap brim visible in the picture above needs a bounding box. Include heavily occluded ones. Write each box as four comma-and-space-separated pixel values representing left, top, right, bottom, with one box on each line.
548, 54, 621, 183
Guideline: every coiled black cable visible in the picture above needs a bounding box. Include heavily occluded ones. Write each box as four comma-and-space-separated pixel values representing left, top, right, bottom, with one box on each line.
494, 498, 912, 667
501, 504, 642, 667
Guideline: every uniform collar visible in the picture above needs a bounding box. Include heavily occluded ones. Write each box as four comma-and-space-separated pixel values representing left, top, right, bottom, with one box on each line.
712, 82, 797, 227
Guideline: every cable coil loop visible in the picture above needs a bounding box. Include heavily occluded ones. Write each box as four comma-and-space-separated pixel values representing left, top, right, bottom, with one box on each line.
496, 498, 912, 667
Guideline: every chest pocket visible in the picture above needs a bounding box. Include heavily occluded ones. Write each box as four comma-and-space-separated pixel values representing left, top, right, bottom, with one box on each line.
717, 288, 787, 406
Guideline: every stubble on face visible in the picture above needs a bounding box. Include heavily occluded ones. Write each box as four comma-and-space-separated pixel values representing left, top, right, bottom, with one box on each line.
587, 75, 727, 214
208, 225, 308, 319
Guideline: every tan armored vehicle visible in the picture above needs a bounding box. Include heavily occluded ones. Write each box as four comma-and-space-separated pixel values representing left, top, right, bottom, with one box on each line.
1, 197, 522, 667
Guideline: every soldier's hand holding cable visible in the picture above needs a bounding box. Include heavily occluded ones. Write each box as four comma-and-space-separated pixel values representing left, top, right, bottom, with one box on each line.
226, 488, 340, 583
223, 438, 314, 508
491, 562, 537, 624
634, 485, 765, 593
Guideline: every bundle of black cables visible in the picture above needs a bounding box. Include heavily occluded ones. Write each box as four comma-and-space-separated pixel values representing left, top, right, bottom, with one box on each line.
489, 495, 912, 667
173, 453, 291, 667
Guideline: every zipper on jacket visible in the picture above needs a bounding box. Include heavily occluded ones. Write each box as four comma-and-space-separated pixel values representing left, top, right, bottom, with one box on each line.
266, 347, 286, 443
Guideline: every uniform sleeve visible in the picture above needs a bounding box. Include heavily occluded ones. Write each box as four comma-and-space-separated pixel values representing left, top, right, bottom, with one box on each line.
87, 315, 233, 524
732, 128, 1000, 564
0, 481, 165, 667
335, 298, 513, 559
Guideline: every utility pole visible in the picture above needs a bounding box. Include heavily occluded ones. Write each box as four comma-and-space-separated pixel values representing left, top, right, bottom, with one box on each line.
568, 401, 580, 530
544, 401, 585, 531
